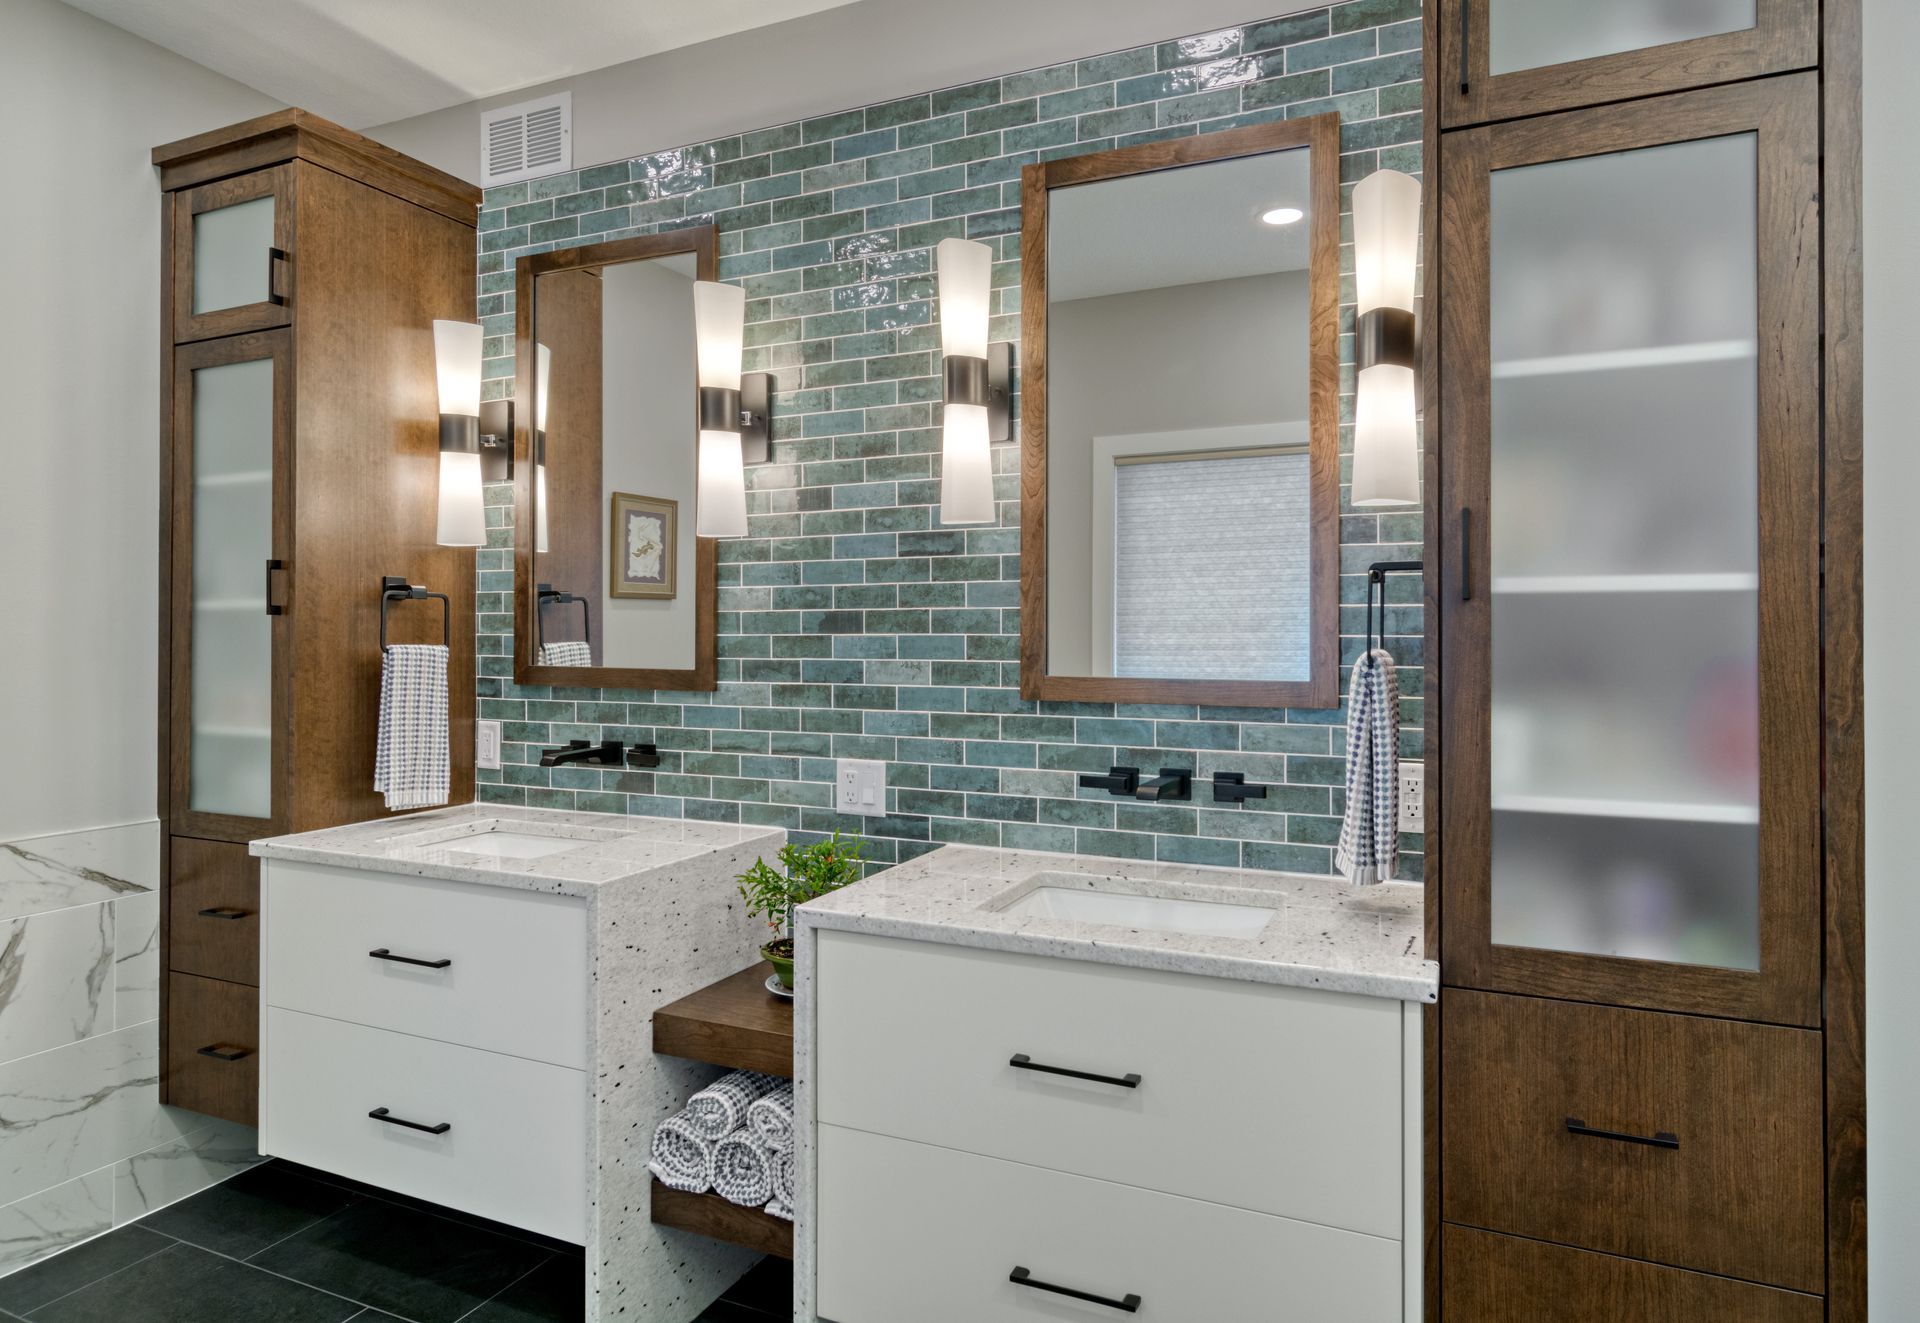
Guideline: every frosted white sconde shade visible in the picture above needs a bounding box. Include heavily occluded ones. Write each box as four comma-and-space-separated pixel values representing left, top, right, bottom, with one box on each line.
431, 320, 482, 417
435, 450, 485, 546
940, 404, 994, 525
1352, 364, 1420, 506
693, 280, 746, 390
936, 237, 991, 359
697, 431, 749, 538
1353, 168, 1421, 317
534, 343, 553, 432
533, 343, 551, 554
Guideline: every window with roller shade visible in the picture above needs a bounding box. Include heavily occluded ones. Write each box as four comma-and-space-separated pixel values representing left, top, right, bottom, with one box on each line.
1111, 448, 1311, 681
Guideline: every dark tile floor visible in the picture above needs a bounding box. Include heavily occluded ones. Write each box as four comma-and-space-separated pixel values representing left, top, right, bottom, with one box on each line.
0, 1161, 790, 1323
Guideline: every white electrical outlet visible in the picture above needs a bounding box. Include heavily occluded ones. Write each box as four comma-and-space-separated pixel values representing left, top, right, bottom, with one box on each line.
476, 719, 502, 770
1398, 761, 1424, 834
836, 758, 887, 818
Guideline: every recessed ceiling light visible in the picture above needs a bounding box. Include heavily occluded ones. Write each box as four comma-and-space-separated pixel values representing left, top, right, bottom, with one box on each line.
1260, 206, 1304, 226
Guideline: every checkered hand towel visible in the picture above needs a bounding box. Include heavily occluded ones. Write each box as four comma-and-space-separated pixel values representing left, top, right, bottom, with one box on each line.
769, 1140, 796, 1208
711, 1129, 776, 1209
746, 1083, 795, 1153
373, 644, 450, 811
647, 1110, 716, 1195
1335, 649, 1400, 887
538, 640, 592, 667
684, 1070, 781, 1141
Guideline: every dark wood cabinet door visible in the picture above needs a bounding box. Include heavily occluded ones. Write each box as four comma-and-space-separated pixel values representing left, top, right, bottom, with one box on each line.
167, 330, 293, 843
168, 836, 260, 985
170, 165, 295, 343
1437, 77, 1822, 1026
166, 971, 258, 1125
1436, 0, 1816, 128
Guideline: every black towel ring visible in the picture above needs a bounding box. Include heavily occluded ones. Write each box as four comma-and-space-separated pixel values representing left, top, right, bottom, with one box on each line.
1365, 561, 1424, 660
536, 582, 592, 652
379, 576, 451, 651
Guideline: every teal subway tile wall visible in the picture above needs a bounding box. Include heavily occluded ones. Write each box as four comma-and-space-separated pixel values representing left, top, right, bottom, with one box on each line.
473, 1, 1426, 877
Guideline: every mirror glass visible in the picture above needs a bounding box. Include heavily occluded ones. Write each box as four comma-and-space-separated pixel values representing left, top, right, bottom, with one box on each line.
529, 249, 700, 673
1043, 145, 1322, 688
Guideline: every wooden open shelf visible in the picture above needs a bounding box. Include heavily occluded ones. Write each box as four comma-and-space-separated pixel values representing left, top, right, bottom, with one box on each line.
654, 964, 794, 1078
650, 1179, 793, 1260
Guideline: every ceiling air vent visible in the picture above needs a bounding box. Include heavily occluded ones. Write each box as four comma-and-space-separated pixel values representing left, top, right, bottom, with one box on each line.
481, 92, 572, 186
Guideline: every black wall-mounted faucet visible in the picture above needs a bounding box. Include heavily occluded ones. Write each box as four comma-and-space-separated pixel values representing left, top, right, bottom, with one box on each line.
1079, 766, 1140, 796
539, 739, 626, 768
1134, 768, 1192, 802
1212, 772, 1269, 804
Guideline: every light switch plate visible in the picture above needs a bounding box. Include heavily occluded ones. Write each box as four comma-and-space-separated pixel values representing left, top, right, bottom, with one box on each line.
1398, 761, 1424, 834
476, 720, 502, 771
836, 758, 886, 818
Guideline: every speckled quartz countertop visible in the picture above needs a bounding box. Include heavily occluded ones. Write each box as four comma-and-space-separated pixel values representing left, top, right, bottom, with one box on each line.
798, 844, 1437, 1002
249, 803, 782, 900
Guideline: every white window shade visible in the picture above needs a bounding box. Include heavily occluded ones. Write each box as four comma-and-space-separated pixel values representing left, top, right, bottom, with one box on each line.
1112, 451, 1311, 681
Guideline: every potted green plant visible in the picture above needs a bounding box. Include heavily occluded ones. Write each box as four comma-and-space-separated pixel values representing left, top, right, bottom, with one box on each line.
737, 831, 866, 990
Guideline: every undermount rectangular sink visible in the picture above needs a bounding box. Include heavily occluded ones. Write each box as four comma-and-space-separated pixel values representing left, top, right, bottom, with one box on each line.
999, 876, 1279, 938
444, 832, 586, 860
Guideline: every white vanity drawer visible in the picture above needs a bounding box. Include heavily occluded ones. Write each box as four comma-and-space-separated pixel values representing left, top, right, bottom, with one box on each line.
814, 929, 1403, 1238
261, 1007, 587, 1243
262, 860, 588, 1069
817, 1124, 1400, 1323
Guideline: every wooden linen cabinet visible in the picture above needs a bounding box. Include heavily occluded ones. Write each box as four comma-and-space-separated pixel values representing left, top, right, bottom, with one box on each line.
155, 110, 481, 1124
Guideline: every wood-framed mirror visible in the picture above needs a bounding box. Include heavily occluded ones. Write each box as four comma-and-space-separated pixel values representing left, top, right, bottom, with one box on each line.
513, 227, 720, 690
1019, 114, 1343, 708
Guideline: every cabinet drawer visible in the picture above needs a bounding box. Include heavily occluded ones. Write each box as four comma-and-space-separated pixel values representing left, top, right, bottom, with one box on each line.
1443, 990, 1822, 1292
814, 930, 1404, 1237
166, 972, 257, 1126
1443, 1225, 1823, 1323
818, 1125, 1399, 1323
262, 1008, 586, 1244
170, 837, 260, 985
262, 860, 587, 1069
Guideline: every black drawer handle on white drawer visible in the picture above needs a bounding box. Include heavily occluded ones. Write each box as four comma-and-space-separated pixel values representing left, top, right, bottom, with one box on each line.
1009, 1053, 1141, 1090
1010, 1267, 1140, 1314
196, 1043, 251, 1062
1565, 1117, 1680, 1150
368, 947, 452, 970
369, 1107, 451, 1135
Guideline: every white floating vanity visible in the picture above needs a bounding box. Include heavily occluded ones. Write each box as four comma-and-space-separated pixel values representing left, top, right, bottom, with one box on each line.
250, 805, 784, 1323
795, 846, 1436, 1323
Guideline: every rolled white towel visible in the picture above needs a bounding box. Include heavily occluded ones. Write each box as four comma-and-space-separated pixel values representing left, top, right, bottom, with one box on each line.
746, 1082, 795, 1153
712, 1130, 775, 1208
769, 1142, 796, 1208
765, 1199, 793, 1222
684, 1070, 781, 1140
647, 1111, 715, 1194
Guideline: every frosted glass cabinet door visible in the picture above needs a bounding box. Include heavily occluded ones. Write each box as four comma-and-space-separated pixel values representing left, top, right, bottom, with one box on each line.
1439, 79, 1821, 1026
171, 331, 289, 836
171, 166, 293, 343
1439, 0, 1815, 127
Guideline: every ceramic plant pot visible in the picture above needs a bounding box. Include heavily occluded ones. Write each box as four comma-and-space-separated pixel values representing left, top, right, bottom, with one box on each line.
762, 937, 796, 990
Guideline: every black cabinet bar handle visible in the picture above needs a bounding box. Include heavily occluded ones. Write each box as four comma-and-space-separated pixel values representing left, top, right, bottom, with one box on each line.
1009, 1053, 1141, 1090
1010, 1267, 1140, 1314
1458, 0, 1471, 94
265, 559, 284, 616
1565, 1117, 1680, 1150
196, 1044, 251, 1062
267, 246, 288, 306
1460, 509, 1472, 601
369, 1107, 451, 1135
369, 947, 452, 970
197, 906, 251, 920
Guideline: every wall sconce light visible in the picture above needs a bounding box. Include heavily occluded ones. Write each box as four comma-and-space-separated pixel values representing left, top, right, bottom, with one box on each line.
431, 319, 486, 547
532, 343, 551, 555
1350, 169, 1422, 507
691, 280, 775, 539
936, 237, 1012, 526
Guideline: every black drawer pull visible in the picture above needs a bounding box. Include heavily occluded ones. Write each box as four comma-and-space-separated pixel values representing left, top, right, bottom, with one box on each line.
1458, 0, 1471, 94
369, 1107, 451, 1135
1010, 1267, 1140, 1314
369, 947, 451, 970
1460, 508, 1472, 601
267, 246, 288, 306
196, 1043, 251, 1062
197, 906, 251, 921
264, 558, 285, 616
1009, 1053, 1141, 1090
1565, 1117, 1679, 1150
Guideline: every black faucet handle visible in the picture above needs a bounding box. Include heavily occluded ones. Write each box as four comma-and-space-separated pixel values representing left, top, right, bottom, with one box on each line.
1212, 772, 1269, 804
1078, 766, 1140, 796
627, 743, 662, 769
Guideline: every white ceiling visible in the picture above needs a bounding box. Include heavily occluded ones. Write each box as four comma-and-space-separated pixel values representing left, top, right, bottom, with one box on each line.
1049, 148, 1314, 303
63, 0, 865, 128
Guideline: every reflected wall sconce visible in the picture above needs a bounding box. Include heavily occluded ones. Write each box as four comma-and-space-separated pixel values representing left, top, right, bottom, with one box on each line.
431, 319, 486, 546
1350, 168, 1422, 507
533, 343, 551, 555
692, 280, 775, 538
935, 237, 1012, 526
